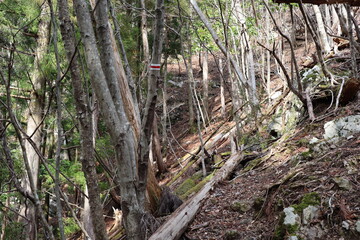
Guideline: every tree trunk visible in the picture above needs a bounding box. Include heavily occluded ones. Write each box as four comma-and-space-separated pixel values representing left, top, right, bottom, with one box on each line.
219, 58, 226, 117
140, 0, 150, 69
18, 3, 50, 239
58, 1, 109, 239
48, 0, 65, 238
152, 117, 167, 174
73, 0, 163, 238
313, 5, 331, 54
202, 50, 210, 123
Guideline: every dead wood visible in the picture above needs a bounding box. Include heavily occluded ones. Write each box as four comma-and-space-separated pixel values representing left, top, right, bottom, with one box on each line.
149, 152, 244, 240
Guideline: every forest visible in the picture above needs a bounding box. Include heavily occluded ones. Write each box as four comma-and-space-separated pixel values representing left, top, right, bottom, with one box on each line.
0, 0, 360, 239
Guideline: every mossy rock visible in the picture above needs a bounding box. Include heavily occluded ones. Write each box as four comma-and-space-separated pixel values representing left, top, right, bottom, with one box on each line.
253, 197, 265, 212
230, 200, 251, 213
293, 192, 321, 214
274, 213, 300, 240
224, 230, 241, 240
300, 150, 313, 159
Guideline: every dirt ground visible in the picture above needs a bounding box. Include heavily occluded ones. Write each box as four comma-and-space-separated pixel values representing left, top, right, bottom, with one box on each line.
161, 37, 360, 239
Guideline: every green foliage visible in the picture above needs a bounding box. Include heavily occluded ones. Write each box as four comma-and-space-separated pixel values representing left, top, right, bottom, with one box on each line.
2, 222, 25, 240
64, 217, 80, 237
245, 17, 258, 36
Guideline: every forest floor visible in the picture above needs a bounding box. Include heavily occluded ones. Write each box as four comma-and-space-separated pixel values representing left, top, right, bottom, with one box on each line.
159, 39, 360, 240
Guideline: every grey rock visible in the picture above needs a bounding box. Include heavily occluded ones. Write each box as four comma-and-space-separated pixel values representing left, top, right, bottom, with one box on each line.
270, 91, 282, 100
303, 205, 320, 225
309, 137, 320, 145
168, 80, 184, 88
356, 220, 360, 232
342, 220, 350, 230
284, 207, 301, 225
288, 236, 298, 240
333, 177, 353, 191
324, 115, 360, 142
299, 225, 325, 239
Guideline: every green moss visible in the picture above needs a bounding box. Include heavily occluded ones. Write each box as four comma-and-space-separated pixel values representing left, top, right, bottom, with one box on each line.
253, 197, 265, 212
300, 150, 313, 159
220, 151, 232, 156
64, 217, 80, 237
230, 201, 251, 213
293, 192, 321, 214
175, 178, 196, 197
180, 172, 214, 199
167, 160, 195, 186
224, 230, 240, 240
243, 157, 263, 171
274, 213, 300, 240
297, 138, 308, 147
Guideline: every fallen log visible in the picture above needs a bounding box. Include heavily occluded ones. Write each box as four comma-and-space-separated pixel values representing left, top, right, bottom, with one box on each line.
149, 152, 244, 240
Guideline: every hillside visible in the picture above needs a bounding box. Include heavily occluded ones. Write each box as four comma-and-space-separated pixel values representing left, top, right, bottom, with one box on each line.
156, 38, 360, 240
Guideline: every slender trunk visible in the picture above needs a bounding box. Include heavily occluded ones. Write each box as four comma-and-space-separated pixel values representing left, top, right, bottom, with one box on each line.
48, 0, 65, 238
139, 0, 150, 92
334, 5, 350, 37
202, 50, 210, 123
346, 4, 358, 78
152, 117, 167, 174
141, 0, 150, 63
109, 1, 138, 104
18, 3, 50, 239
313, 5, 331, 54
219, 58, 226, 117
82, 187, 95, 240
290, 5, 297, 47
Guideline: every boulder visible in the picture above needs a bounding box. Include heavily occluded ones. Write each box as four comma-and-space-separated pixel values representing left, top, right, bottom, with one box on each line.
333, 177, 353, 191
284, 207, 301, 225
324, 115, 360, 142
356, 220, 360, 232
302, 205, 320, 225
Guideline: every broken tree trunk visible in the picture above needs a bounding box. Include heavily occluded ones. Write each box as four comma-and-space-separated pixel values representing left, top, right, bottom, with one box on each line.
149, 152, 244, 240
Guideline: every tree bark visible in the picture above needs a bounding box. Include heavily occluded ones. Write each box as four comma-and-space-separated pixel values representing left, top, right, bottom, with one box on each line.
219, 58, 226, 117
73, 0, 150, 239
313, 5, 331, 54
48, 0, 65, 238
18, 3, 50, 239
152, 117, 167, 174
202, 50, 210, 123
58, 1, 109, 239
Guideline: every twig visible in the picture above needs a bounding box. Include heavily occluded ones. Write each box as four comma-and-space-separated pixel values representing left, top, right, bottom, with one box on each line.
335, 77, 346, 110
